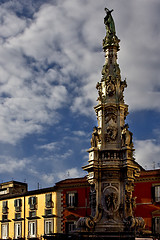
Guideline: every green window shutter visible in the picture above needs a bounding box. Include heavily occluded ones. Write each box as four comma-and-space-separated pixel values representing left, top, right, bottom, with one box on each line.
66, 194, 69, 207
14, 199, 17, 207
28, 197, 31, 205
152, 218, 155, 234
46, 194, 52, 208
3, 201, 7, 208
151, 186, 155, 202
74, 193, 78, 207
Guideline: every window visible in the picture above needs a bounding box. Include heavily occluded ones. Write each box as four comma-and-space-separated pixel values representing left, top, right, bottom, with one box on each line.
153, 217, 160, 234
28, 196, 37, 210
44, 220, 53, 235
28, 221, 36, 238
15, 213, 21, 220
14, 222, 21, 239
2, 201, 8, 214
45, 209, 52, 217
65, 222, 76, 233
14, 199, 22, 212
45, 194, 52, 208
66, 193, 78, 207
2, 214, 8, 221
29, 211, 36, 218
1, 223, 8, 239
155, 186, 160, 202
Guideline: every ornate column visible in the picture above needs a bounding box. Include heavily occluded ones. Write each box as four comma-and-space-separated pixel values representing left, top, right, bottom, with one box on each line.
82, 8, 144, 234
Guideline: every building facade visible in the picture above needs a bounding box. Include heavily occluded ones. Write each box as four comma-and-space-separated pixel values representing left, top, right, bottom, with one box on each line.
133, 169, 160, 236
55, 177, 90, 234
0, 181, 62, 240
0, 171, 159, 239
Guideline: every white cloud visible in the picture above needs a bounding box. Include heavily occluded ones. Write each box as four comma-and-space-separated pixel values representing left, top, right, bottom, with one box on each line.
0, 0, 159, 145
41, 173, 55, 185
73, 130, 86, 137
37, 142, 58, 151
0, 156, 30, 173
0, 0, 159, 189
135, 139, 160, 169
57, 167, 84, 180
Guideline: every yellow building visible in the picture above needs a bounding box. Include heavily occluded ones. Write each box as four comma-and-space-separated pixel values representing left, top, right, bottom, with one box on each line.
0, 181, 63, 239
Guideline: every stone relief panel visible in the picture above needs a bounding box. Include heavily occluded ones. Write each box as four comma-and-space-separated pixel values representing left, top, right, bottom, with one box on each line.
89, 184, 96, 217
104, 107, 117, 124
106, 76, 116, 97
104, 107, 118, 143
102, 184, 119, 214
105, 126, 118, 142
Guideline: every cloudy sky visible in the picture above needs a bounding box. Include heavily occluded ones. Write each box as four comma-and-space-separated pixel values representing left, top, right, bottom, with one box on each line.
0, 0, 159, 190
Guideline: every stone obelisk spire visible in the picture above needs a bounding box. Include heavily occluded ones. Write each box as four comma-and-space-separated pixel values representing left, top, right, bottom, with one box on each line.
82, 9, 144, 235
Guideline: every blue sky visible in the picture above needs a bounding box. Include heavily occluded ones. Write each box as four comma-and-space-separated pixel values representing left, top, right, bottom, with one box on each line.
0, 0, 159, 190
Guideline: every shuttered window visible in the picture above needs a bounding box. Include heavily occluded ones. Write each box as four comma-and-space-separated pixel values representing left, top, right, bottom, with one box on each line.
14, 199, 22, 212
2, 201, 8, 214
66, 193, 78, 207
28, 196, 37, 210
155, 186, 160, 202
153, 217, 160, 234
45, 194, 52, 208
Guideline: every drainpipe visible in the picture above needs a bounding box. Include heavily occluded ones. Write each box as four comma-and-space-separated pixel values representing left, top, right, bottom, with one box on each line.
24, 195, 26, 240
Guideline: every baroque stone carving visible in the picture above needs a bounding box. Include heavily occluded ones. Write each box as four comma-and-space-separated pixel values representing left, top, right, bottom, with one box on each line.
106, 76, 116, 96
105, 107, 117, 124
119, 79, 127, 102
105, 126, 118, 142
89, 184, 96, 217
102, 64, 109, 78
96, 82, 103, 101
102, 186, 119, 214
91, 127, 100, 148
121, 124, 133, 148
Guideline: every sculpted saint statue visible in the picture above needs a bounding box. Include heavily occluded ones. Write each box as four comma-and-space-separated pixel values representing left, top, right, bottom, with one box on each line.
91, 127, 99, 148
104, 8, 116, 37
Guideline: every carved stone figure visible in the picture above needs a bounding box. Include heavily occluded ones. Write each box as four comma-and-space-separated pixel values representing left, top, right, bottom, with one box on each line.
119, 79, 127, 101
96, 82, 103, 101
106, 126, 118, 142
121, 124, 133, 148
91, 127, 99, 148
106, 79, 115, 96
105, 192, 117, 211
102, 186, 119, 215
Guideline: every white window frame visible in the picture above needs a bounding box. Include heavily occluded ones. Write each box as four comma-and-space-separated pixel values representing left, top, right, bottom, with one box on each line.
155, 186, 160, 202
154, 217, 160, 234
44, 219, 54, 235
66, 221, 76, 233
1, 223, 8, 239
28, 221, 36, 238
69, 193, 75, 207
14, 222, 22, 239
